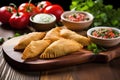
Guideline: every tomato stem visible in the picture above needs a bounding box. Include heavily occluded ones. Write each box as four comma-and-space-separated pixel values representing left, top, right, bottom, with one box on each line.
26, 0, 32, 12
7, 7, 12, 13
9, 3, 20, 16
28, 0, 32, 5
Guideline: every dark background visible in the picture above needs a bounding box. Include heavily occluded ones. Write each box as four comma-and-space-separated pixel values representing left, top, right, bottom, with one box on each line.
0, 0, 120, 10
0, 0, 71, 11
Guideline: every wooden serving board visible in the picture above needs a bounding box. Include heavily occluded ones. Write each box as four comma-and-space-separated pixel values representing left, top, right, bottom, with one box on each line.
2, 36, 120, 71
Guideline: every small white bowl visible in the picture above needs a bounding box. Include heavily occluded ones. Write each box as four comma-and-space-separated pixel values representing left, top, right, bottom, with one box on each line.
30, 13, 56, 31
87, 26, 120, 47
61, 11, 94, 31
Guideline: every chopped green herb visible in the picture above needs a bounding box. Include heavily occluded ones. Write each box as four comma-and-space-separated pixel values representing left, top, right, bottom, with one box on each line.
7, 37, 13, 40
7, 32, 21, 40
87, 43, 107, 55
0, 37, 5, 44
14, 33, 21, 37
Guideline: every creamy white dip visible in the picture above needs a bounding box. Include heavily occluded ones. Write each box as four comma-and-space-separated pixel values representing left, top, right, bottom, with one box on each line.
33, 13, 56, 23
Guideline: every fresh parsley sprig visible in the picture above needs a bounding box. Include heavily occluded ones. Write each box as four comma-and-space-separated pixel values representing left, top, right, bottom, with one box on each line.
87, 43, 106, 55
0, 37, 4, 44
8, 32, 21, 39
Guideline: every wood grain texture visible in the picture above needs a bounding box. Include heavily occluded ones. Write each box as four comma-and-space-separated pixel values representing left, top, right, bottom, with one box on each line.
40, 60, 120, 80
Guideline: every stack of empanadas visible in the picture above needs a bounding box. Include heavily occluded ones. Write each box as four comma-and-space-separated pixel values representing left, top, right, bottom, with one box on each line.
14, 27, 90, 60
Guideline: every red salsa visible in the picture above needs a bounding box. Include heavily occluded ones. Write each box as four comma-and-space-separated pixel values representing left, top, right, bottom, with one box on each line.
91, 28, 120, 39
65, 13, 89, 22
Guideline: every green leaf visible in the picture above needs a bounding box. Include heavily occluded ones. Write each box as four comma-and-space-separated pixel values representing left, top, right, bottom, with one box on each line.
105, 5, 113, 10
111, 20, 119, 26
87, 45, 92, 50
93, 22, 102, 26
93, 48, 100, 54
14, 33, 21, 37
80, 5, 89, 11
91, 43, 97, 48
71, 1, 78, 6
86, 1, 94, 7
0, 37, 4, 44
87, 42, 107, 55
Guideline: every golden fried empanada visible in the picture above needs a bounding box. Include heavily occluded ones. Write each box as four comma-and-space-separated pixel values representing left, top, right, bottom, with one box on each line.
22, 40, 51, 60
14, 32, 46, 50
40, 39, 83, 59
60, 29, 90, 46
43, 27, 63, 42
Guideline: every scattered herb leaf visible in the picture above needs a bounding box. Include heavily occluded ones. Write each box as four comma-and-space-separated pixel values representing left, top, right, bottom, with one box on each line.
7, 32, 21, 40
14, 32, 21, 37
7, 37, 13, 40
87, 43, 107, 55
0, 37, 5, 44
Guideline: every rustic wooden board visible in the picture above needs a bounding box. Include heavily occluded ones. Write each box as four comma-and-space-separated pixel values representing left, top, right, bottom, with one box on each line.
2, 36, 120, 71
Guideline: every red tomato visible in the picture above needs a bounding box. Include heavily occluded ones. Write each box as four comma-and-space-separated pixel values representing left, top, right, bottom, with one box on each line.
37, 1, 52, 13
43, 4, 64, 21
9, 12, 29, 29
0, 6, 16, 24
18, 3, 40, 17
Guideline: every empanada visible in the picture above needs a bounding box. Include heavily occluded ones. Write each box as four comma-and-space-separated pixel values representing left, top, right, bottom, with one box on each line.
40, 39, 83, 59
60, 29, 90, 46
22, 40, 51, 60
43, 27, 63, 42
14, 32, 46, 50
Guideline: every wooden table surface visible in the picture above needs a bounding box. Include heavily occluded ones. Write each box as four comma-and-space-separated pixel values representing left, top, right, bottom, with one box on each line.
0, 25, 120, 80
